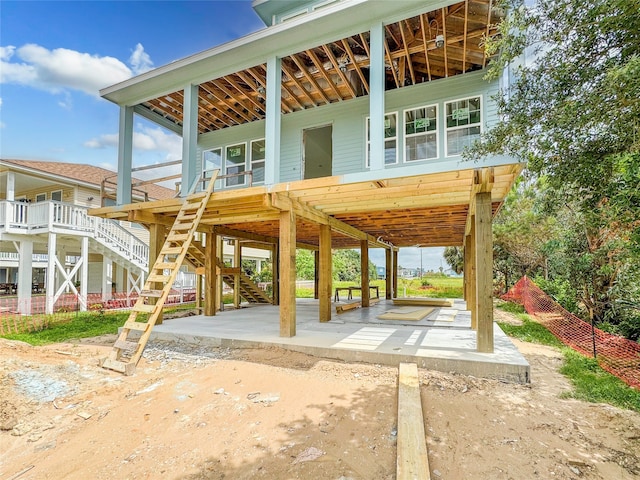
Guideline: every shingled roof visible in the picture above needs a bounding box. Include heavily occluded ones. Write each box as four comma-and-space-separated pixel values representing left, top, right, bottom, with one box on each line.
1, 159, 175, 201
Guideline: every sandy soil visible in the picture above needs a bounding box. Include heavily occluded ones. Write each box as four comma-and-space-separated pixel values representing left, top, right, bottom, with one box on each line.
1, 319, 639, 479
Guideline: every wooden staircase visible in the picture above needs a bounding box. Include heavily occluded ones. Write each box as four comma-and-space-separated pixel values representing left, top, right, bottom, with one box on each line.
218, 259, 272, 305
100, 172, 218, 375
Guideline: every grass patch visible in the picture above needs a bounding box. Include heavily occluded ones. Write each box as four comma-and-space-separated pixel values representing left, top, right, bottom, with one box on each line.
2, 310, 130, 346
497, 315, 564, 348
559, 349, 640, 412
496, 300, 525, 314
498, 310, 640, 413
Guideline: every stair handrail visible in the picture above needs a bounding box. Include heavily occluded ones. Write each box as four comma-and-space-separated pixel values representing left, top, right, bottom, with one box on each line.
93, 216, 149, 269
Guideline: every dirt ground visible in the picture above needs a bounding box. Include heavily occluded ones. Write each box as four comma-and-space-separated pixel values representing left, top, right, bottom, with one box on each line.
1, 313, 639, 479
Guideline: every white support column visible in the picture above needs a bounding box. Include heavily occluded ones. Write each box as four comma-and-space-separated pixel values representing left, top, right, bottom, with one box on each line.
369, 21, 386, 171
265, 56, 282, 185
79, 236, 89, 311
6, 171, 15, 201
102, 258, 113, 302
181, 83, 199, 195
46, 233, 57, 314
17, 240, 33, 315
117, 105, 134, 205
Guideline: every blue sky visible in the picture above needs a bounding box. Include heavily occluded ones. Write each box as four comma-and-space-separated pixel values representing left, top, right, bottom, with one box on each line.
0, 0, 448, 272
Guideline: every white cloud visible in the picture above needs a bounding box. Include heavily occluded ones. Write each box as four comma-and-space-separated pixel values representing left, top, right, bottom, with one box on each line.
85, 125, 181, 160
0, 43, 153, 97
129, 43, 153, 75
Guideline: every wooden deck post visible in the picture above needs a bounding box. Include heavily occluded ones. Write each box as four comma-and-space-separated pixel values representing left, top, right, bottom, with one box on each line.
392, 249, 399, 299
319, 224, 332, 322
385, 248, 392, 299
217, 235, 224, 312
314, 250, 320, 300
204, 232, 217, 316
469, 217, 477, 330
475, 192, 494, 353
149, 223, 165, 324
463, 234, 471, 301
360, 239, 370, 307
272, 243, 280, 306
233, 239, 241, 309
279, 210, 296, 337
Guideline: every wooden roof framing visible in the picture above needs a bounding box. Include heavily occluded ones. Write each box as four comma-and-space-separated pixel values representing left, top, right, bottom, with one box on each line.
134, 0, 502, 135
90, 164, 522, 251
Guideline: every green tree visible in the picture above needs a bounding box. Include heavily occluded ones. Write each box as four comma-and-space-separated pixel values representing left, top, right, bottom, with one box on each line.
475, 0, 640, 337
443, 246, 464, 274
295, 249, 315, 280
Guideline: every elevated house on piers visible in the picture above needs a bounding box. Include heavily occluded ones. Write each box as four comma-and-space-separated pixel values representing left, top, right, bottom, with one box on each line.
91, 0, 523, 372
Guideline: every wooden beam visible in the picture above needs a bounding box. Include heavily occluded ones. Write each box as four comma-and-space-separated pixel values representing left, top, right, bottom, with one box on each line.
306, 48, 342, 101
393, 249, 399, 299
290, 53, 331, 104
341, 39, 369, 94
205, 232, 216, 316
397, 363, 431, 480
483, 0, 493, 68
281, 61, 317, 107
233, 239, 241, 309
419, 14, 432, 81
385, 247, 393, 299
462, 0, 469, 72
361, 239, 370, 308
399, 21, 416, 85
321, 44, 357, 99
475, 192, 494, 353
468, 216, 477, 330
319, 224, 332, 322
314, 250, 320, 300
279, 209, 296, 337
442, 7, 449, 77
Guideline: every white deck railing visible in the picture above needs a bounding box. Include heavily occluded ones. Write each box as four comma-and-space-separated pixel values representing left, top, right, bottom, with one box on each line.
0, 200, 148, 270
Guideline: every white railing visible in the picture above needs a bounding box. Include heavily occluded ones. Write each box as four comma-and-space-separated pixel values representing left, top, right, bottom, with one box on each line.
0, 200, 148, 270
0, 252, 48, 262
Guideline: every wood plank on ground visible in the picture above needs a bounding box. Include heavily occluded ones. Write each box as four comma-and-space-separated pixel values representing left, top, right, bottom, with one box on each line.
397, 362, 431, 480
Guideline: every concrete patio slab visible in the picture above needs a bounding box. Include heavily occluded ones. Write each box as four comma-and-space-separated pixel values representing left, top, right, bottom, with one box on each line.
147, 298, 530, 383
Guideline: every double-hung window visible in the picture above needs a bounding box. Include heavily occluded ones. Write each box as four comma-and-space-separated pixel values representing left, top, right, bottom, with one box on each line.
404, 105, 438, 161
250, 139, 265, 185
202, 148, 222, 189
445, 96, 482, 156
225, 143, 246, 187
366, 113, 398, 167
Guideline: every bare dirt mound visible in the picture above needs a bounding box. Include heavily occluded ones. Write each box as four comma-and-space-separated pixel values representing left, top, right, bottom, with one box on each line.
1, 333, 639, 479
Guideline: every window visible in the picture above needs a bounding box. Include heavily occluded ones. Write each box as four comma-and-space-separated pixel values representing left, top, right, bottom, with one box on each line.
405, 105, 438, 161
225, 143, 246, 187
35, 193, 46, 202
203, 147, 222, 189
51, 190, 62, 202
366, 113, 398, 167
250, 139, 266, 184
445, 96, 482, 156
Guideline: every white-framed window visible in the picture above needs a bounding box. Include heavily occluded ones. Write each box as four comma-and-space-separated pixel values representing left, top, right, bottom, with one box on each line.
404, 105, 438, 162
35, 193, 47, 202
51, 190, 62, 202
225, 143, 247, 187
250, 139, 266, 185
445, 96, 482, 156
366, 112, 398, 167
203, 147, 222, 189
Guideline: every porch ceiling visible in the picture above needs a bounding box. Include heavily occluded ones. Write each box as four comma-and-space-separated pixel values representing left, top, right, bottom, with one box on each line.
89, 163, 522, 250
140, 0, 502, 135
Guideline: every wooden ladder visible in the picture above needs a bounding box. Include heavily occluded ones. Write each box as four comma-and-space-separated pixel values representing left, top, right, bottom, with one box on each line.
100, 171, 218, 375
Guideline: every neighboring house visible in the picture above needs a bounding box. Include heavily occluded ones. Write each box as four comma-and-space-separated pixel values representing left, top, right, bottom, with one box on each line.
94, 0, 523, 353
0, 159, 176, 313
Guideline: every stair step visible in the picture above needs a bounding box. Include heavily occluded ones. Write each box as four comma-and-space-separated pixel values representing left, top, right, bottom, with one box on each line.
140, 289, 163, 298
101, 358, 136, 375
123, 321, 150, 332
132, 304, 157, 313
114, 339, 139, 351
167, 233, 191, 242
161, 246, 183, 255
177, 214, 197, 221
172, 223, 192, 230
147, 274, 171, 283
154, 262, 177, 270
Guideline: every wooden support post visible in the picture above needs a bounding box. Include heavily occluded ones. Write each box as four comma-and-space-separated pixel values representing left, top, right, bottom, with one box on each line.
217, 235, 224, 312
360, 239, 370, 307
469, 217, 477, 330
149, 223, 165, 325
464, 234, 471, 302
319, 224, 332, 322
195, 273, 202, 310
314, 250, 320, 300
385, 248, 392, 300
233, 239, 241, 309
392, 250, 399, 299
279, 210, 296, 337
205, 232, 217, 316
475, 192, 494, 353
272, 244, 280, 306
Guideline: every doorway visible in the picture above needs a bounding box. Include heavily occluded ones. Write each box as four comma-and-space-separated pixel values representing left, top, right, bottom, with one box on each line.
303, 125, 332, 180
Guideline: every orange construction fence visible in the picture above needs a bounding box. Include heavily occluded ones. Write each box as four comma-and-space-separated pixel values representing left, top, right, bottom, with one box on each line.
502, 276, 640, 390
